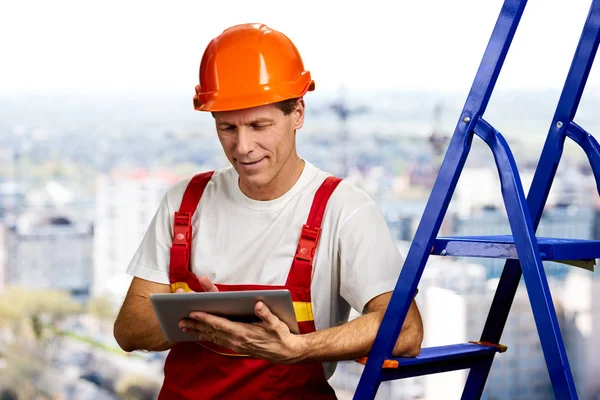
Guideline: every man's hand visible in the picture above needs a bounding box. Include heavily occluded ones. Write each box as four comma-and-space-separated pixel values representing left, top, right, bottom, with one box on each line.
179, 301, 305, 364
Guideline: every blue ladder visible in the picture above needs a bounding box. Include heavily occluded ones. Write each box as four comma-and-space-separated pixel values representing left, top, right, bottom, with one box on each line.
354, 0, 600, 398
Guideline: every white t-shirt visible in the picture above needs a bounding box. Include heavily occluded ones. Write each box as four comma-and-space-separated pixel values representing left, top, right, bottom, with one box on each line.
127, 161, 404, 378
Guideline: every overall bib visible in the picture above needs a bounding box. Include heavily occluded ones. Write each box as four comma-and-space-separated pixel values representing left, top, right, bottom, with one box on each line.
159, 171, 342, 399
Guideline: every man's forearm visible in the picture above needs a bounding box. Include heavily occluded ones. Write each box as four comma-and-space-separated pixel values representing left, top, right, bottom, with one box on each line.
296, 300, 422, 363
114, 294, 173, 352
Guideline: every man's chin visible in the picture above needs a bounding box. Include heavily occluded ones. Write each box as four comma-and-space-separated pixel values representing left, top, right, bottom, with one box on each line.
238, 171, 267, 187
237, 167, 263, 178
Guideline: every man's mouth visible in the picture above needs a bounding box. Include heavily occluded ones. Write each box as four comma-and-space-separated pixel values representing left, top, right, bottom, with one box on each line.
239, 158, 264, 166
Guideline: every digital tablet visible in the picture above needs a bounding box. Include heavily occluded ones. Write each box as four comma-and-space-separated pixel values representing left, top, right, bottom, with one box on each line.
150, 289, 300, 342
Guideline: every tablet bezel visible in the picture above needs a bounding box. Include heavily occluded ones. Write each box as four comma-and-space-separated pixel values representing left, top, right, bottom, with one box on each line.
150, 289, 300, 342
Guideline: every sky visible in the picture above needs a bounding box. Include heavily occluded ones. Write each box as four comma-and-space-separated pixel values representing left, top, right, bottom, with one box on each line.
1, 0, 599, 94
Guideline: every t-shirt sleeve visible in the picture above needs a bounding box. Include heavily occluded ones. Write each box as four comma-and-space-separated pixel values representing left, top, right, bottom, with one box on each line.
125, 192, 174, 284
338, 203, 405, 314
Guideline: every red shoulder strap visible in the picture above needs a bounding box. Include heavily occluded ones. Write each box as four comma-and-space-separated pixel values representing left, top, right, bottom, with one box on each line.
286, 176, 342, 288
169, 171, 214, 286
179, 171, 215, 214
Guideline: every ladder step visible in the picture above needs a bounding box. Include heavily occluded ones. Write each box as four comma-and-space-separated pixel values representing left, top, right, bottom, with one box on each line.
357, 343, 503, 381
432, 235, 600, 262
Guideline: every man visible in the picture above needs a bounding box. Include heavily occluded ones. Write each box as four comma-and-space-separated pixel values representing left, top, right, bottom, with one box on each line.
114, 23, 423, 399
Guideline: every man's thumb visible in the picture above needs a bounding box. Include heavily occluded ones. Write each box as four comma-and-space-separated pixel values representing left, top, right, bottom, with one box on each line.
199, 276, 218, 292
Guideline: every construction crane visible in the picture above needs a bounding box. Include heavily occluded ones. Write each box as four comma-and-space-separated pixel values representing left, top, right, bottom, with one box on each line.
428, 101, 449, 168
328, 86, 369, 177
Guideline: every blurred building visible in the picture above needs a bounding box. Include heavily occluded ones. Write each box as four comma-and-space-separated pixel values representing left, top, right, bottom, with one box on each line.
0, 181, 25, 220
5, 211, 93, 302
93, 168, 182, 305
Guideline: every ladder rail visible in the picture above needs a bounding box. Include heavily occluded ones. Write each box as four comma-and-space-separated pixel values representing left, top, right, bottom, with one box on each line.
566, 121, 600, 196
355, 0, 599, 398
476, 0, 600, 351
353, 1, 529, 398
527, 0, 600, 225
472, 119, 578, 398
467, 1, 600, 395
461, 357, 496, 400
353, 106, 473, 400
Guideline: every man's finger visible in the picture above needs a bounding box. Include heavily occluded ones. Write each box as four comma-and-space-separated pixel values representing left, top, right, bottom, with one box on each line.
255, 302, 278, 327
179, 319, 212, 338
198, 276, 219, 292
189, 312, 236, 333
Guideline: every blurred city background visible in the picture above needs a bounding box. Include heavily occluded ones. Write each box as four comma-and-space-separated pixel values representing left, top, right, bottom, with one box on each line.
2, 0, 600, 399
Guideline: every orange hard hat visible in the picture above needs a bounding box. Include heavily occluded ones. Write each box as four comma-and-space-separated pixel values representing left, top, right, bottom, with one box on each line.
193, 23, 315, 112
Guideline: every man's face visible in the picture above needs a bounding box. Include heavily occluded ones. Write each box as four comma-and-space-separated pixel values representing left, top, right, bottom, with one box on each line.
214, 100, 305, 198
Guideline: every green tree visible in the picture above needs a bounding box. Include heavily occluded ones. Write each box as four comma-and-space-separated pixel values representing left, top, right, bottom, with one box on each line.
0, 287, 83, 399
0, 286, 82, 343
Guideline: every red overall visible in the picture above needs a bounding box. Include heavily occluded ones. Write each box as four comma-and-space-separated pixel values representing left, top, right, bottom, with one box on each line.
159, 171, 342, 400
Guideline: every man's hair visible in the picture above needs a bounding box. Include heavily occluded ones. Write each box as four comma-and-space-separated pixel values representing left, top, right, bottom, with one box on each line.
273, 98, 300, 116
210, 97, 301, 118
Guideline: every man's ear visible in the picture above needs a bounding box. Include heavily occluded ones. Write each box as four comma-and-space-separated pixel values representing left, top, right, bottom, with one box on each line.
293, 98, 305, 130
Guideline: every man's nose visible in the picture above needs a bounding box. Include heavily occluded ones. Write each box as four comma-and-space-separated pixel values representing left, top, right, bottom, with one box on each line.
235, 127, 255, 155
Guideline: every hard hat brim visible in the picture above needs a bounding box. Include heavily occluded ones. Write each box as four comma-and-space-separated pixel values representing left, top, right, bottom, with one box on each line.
193, 77, 315, 112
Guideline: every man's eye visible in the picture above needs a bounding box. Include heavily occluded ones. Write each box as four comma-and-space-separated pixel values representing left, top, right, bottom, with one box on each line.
253, 125, 270, 130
